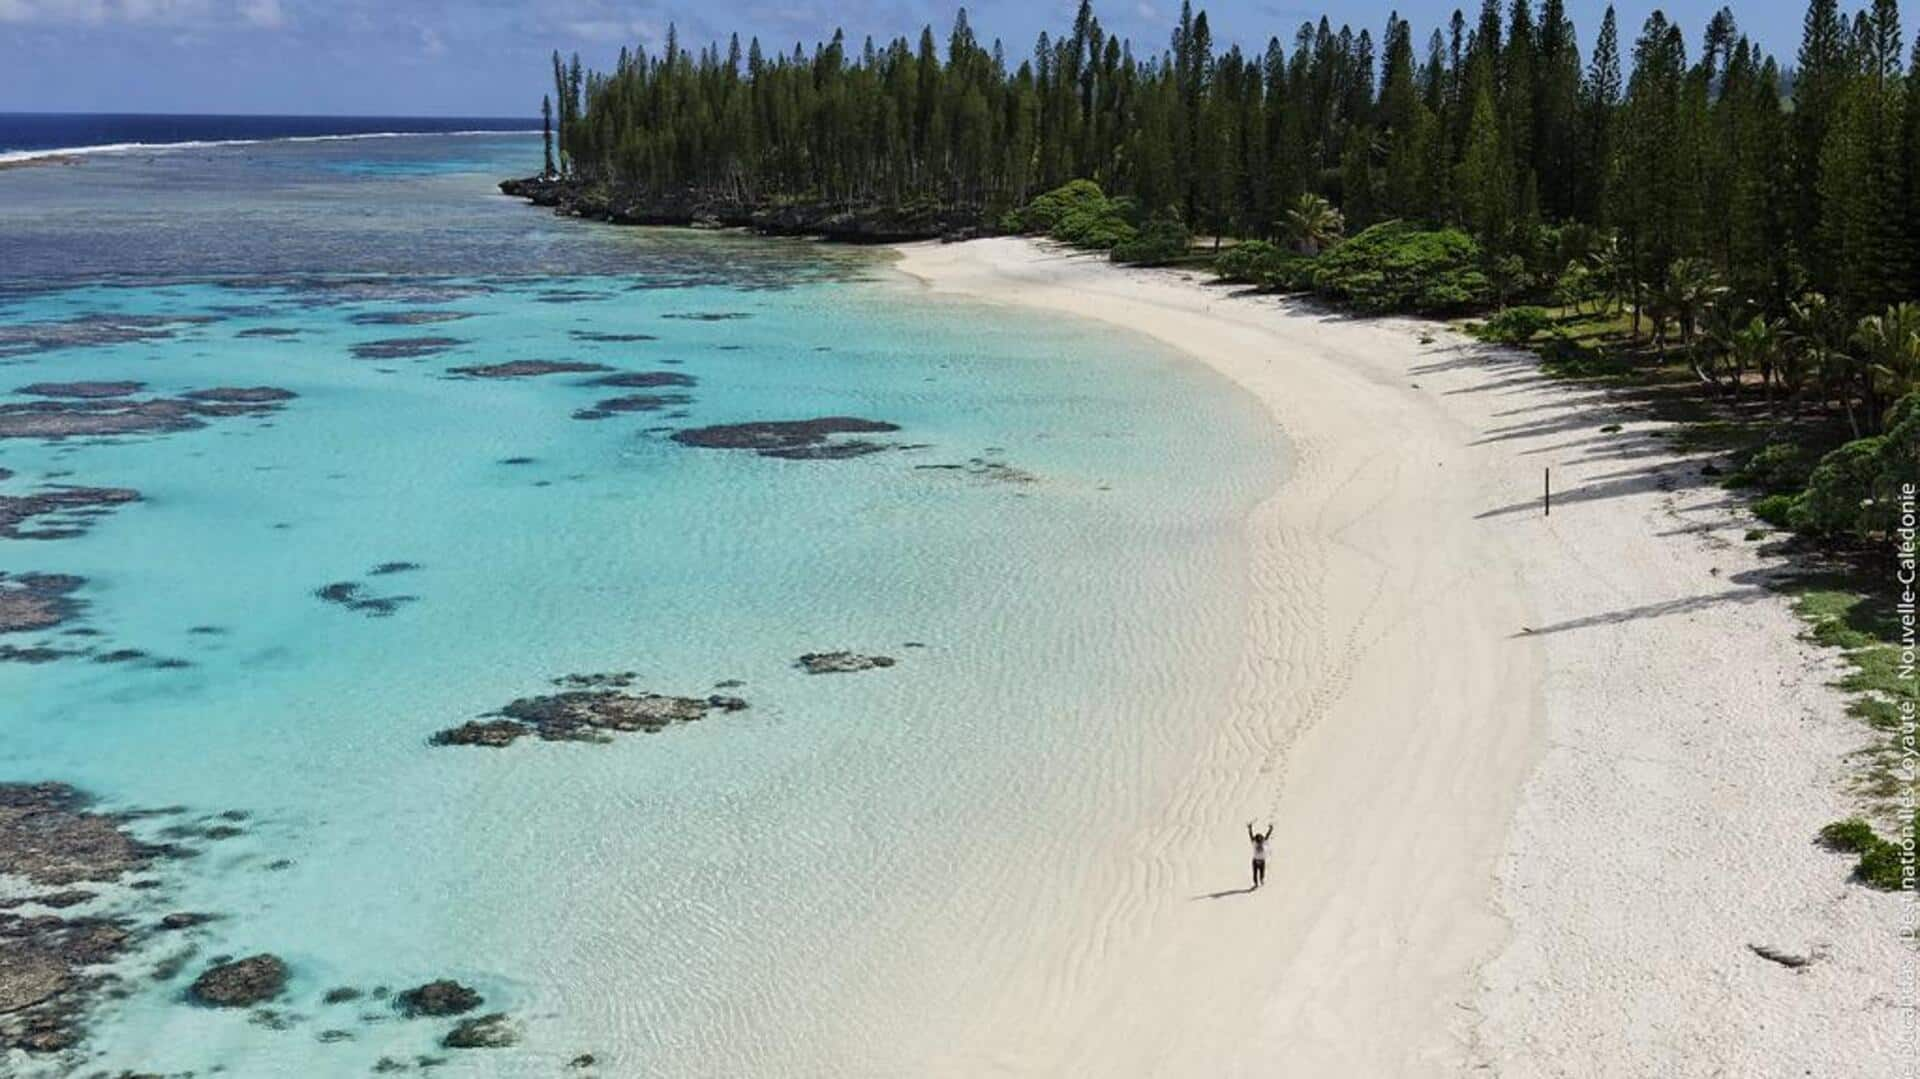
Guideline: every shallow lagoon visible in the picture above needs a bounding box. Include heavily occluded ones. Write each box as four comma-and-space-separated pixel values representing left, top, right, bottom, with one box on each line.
0, 135, 1280, 1075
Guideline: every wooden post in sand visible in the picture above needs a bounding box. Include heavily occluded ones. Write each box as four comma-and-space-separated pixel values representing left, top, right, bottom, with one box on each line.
1544, 468, 1551, 516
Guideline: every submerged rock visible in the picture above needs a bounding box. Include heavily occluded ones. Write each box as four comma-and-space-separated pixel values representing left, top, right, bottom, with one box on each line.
569, 330, 657, 342
584, 371, 697, 389
797, 652, 896, 675
442, 1012, 518, 1049
0, 784, 156, 887
236, 326, 303, 338
0, 313, 214, 359
349, 337, 463, 361
348, 311, 472, 326
158, 912, 215, 931
0, 389, 293, 441
661, 312, 750, 321
0, 485, 141, 540
313, 581, 416, 618
395, 980, 482, 1018
671, 418, 900, 459
0, 573, 87, 634
433, 687, 748, 748
448, 360, 611, 379
188, 954, 287, 1007
182, 386, 298, 404
571, 393, 692, 420
429, 720, 529, 748
16, 381, 145, 399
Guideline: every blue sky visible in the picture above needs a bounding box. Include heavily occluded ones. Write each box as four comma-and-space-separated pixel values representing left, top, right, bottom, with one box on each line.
0, 0, 1815, 117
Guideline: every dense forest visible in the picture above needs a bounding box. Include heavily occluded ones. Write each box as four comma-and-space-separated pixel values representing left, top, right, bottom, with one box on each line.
541, 0, 1917, 311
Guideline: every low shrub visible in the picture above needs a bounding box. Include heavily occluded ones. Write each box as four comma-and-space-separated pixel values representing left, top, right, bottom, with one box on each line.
1004, 180, 1138, 251
1311, 221, 1491, 314
1481, 305, 1554, 344
1820, 814, 1916, 891
1750, 493, 1797, 527
1731, 441, 1817, 493
1213, 240, 1282, 283
1110, 213, 1190, 265
1788, 436, 1890, 538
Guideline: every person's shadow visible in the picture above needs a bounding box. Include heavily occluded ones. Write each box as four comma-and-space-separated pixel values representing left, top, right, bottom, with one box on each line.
1193, 885, 1257, 900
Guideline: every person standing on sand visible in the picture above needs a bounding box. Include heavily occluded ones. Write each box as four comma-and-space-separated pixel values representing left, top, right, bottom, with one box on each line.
1247, 821, 1273, 889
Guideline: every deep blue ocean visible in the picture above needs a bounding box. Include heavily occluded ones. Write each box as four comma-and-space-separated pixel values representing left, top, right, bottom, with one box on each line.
0, 128, 1279, 1075
0, 113, 538, 158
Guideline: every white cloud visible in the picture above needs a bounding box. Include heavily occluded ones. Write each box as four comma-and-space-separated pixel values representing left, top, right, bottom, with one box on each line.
239, 0, 282, 28
0, 0, 291, 27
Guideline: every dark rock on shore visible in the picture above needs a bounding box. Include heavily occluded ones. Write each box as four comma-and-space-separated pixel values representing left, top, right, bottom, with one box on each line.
17, 381, 145, 399
188, 954, 287, 1007
395, 980, 482, 1018
797, 652, 896, 674
350, 337, 463, 361
584, 371, 697, 389
449, 360, 611, 379
498, 177, 990, 243
671, 417, 900, 459
0, 484, 141, 540
442, 1012, 517, 1049
0, 573, 87, 634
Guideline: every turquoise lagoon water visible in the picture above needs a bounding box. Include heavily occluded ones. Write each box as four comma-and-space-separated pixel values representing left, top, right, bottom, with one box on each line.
0, 135, 1281, 1075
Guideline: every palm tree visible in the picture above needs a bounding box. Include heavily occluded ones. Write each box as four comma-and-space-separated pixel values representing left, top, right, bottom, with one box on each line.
1726, 315, 1782, 410
1586, 237, 1631, 317
1851, 302, 1920, 430
1789, 292, 1857, 433
1662, 257, 1726, 351
1281, 193, 1345, 256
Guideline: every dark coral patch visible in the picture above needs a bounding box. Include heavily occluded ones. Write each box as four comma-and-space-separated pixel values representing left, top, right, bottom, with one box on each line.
0, 573, 86, 634
236, 327, 304, 339
0, 314, 215, 359
313, 581, 415, 618
349, 337, 463, 361
348, 311, 472, 326
671, 418, 900, 459
183, 387, 297, 404
568, 330, 657, 343
0, 485, 140, 540
17, 381, 145, 399
448, 360, 611, 379
797, 651, 896, 674
431, 688, 750, 748
188, 954, 287, 1007
0, 783, 160, 887
583, 371, 697, 389
661, 312, 750, 322
571, 393, 692, 420
0, 389, 292, 441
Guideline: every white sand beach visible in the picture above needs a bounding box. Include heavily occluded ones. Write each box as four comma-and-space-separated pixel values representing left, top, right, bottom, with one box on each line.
892, 237, 1906, 1076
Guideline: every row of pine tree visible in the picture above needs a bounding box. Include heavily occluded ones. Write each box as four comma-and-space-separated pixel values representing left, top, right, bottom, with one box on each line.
544, 0, 1919, 318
